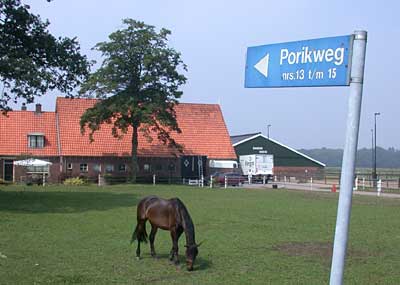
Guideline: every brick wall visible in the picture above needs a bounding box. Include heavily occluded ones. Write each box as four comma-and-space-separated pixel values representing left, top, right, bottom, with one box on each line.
59, 156, 182, 182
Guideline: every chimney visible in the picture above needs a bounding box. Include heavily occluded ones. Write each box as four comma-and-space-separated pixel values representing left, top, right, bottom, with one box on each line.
35, 103, 42, 114
21, 103, 27, 111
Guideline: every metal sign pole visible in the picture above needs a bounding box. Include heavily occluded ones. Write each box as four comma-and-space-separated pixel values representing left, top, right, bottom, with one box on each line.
329, 30, 367, 285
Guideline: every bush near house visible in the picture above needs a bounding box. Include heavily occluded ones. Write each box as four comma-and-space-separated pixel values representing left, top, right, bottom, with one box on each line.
0, 178, 12, 185
63, 177, 86, 186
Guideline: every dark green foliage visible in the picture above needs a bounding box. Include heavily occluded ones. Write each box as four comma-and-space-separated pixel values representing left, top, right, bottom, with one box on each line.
299, 147, 400, 168
0, 0, 90, 111
299, 148, 344, 167
79, 19, 187, 182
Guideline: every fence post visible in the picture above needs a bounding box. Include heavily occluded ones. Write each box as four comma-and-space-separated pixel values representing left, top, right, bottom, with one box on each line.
153, 174, 156, 186
224, 175, 227, 189
210, 175, 213, 188
377, 179, 382, 196
362, 177, 365, 190
353, 176, 358, 191
310, 177, 313, 191
201, 175, 204, 188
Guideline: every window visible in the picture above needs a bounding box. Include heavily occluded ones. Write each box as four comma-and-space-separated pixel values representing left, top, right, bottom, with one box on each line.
118, 164, 126, 172
28, 134, 44, 148
105, 164, 114, 173
93, 164, 101, 172
168, 163, 175, 171
80, 163, 88, 172
67, 163, 73, 170
143, 164, 151, 172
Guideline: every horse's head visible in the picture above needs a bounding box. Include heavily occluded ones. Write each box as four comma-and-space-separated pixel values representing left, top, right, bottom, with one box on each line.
185, 242, 202, 271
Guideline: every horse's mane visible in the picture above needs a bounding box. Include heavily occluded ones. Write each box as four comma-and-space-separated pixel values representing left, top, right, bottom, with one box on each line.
174, 198, 196, 245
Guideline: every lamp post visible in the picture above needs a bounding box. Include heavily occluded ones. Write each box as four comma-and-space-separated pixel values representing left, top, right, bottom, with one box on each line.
267, 124, 271, 139
373, 112, 380, 186
371, 128, 374, 186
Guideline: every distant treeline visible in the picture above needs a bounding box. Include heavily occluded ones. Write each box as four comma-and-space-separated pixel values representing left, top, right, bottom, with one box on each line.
298, 147, 400, 168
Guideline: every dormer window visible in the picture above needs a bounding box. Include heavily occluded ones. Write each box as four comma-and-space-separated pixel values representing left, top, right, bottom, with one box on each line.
28, 133, 45, 148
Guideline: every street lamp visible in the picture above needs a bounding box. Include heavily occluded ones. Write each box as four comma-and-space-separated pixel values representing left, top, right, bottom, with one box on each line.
267, 124, 271, 139
373, 112, 380, 186
371, 128, 374, 175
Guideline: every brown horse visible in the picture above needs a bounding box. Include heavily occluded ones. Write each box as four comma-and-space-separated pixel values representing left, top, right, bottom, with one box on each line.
131, 196, 201, 271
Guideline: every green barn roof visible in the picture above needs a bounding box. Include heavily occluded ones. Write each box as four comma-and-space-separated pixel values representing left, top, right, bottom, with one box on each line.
231, 133, 325, 168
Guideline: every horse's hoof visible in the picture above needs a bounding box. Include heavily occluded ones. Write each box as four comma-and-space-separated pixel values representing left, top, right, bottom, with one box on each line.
136, 256, 140, 261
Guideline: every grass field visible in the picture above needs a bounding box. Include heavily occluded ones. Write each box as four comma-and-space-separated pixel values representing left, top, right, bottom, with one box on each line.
1, 184, 400, 284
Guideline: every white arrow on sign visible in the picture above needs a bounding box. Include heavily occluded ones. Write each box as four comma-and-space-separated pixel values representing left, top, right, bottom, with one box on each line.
254, 53, 269, 78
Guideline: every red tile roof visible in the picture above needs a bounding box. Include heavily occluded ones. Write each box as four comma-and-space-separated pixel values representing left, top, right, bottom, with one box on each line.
0, 98, 236, 160
56, 97, 236, 159
0, 111, 58, 156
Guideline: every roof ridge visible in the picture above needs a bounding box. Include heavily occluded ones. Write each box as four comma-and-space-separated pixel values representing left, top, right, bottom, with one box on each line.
5, 110, 55, 114
56, 97, 99, 101
177, 102, 220, 106
56, 97, 220, 107
230, 132, 261, 138
232, 133, 326, 167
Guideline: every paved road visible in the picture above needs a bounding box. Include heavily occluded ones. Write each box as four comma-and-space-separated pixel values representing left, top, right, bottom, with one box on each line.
242, 182, 400, 199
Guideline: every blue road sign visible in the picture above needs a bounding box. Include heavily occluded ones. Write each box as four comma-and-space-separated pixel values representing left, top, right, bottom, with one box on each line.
245, 35, 353, 88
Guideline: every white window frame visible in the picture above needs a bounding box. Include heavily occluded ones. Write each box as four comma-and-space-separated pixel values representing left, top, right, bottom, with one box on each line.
143, 163, 151, 172
93, 164, 102, 172
105, 164, 114, 173
80, 163, 88, 173
118, 164, 126, 172
28, 134, 45, 148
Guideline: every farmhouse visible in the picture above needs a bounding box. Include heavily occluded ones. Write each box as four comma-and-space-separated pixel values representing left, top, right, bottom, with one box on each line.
0, 98, 237, 183
231, 132, 325, 179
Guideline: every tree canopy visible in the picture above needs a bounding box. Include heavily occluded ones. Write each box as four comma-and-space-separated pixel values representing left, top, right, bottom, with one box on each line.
0, 0, 90, 111
79, 19, 187, 182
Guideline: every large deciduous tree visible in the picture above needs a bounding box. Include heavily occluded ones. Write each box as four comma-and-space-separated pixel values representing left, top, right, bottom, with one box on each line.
0, 0, 90, 111
79, 19, 187, 183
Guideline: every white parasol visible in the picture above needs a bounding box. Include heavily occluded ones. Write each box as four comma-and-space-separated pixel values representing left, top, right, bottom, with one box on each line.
14, 159, 52, 167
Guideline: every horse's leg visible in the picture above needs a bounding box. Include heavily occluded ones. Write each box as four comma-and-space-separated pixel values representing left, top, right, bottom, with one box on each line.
169, 228, 179, 264
149, 225, 158, 258
170, 226, 183, 265
175, 226, 184, 264
136, 239, 141, 260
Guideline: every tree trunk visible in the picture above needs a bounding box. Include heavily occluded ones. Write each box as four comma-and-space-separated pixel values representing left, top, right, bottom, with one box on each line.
131, 125, 139, 183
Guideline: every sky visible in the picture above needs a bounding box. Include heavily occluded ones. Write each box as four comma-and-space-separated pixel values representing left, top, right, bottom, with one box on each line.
23, 0, 400, 150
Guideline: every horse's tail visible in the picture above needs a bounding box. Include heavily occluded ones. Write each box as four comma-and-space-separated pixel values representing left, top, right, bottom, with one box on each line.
130, 222, 148, 244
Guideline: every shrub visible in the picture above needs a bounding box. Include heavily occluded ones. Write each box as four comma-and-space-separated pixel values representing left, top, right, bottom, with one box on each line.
63, 177, 86, 186
0, 178, 12, 185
